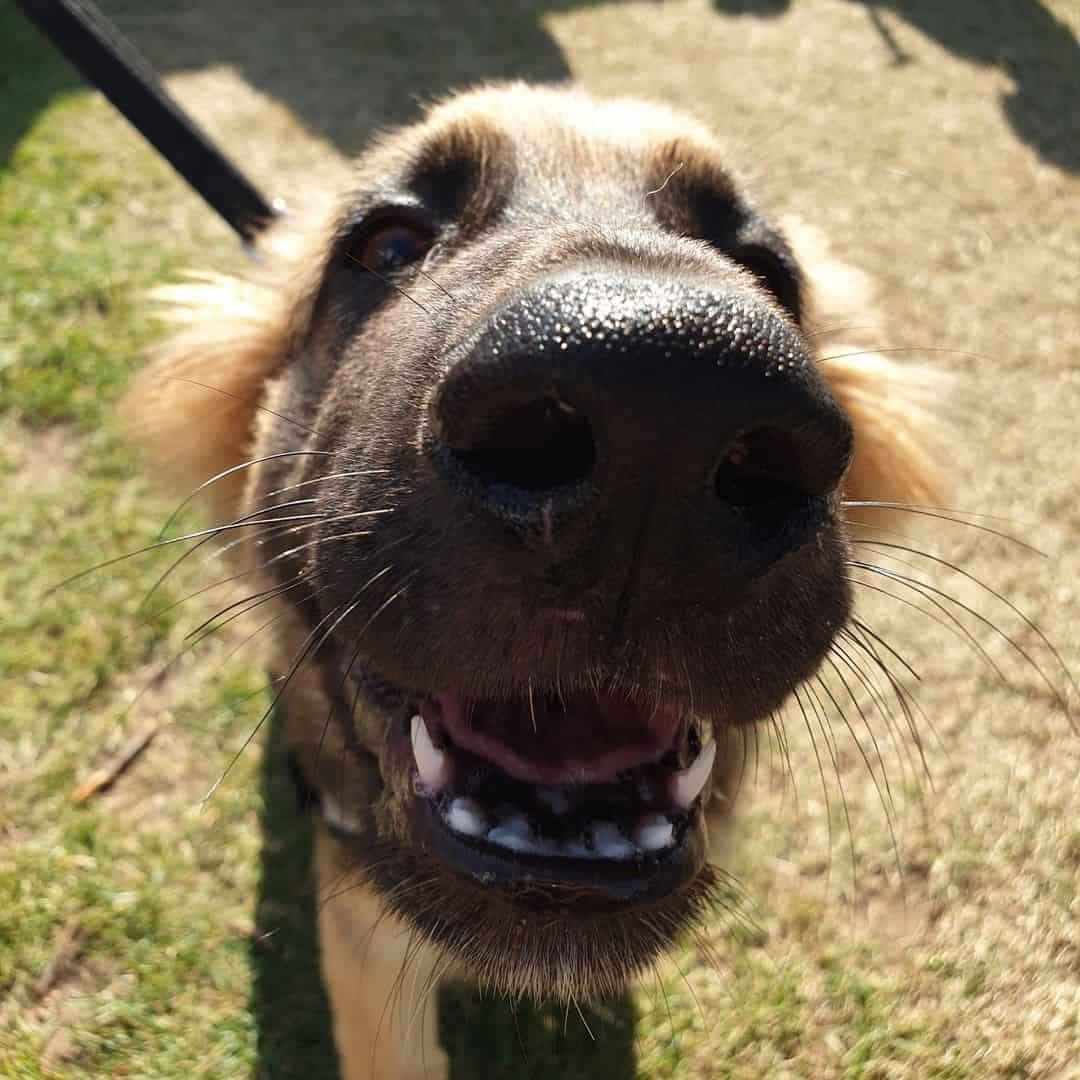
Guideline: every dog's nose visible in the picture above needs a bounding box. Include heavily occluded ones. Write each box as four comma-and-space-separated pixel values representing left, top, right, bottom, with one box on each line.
428, 268, 852, 570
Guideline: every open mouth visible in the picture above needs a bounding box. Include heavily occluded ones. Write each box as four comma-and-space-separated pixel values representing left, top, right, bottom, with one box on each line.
404, 689, 719, 904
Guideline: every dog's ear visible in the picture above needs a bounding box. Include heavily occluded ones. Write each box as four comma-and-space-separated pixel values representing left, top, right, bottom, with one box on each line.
784, 217, 952, 525
122, 207, 329, 524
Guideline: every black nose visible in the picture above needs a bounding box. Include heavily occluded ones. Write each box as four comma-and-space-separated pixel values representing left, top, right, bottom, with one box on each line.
428, 268, 852, 569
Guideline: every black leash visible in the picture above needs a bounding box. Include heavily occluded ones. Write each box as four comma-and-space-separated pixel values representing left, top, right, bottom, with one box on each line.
15, 0, 282, 243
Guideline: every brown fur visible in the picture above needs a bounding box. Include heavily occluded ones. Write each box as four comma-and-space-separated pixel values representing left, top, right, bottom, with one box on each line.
124, 84, 948, 1078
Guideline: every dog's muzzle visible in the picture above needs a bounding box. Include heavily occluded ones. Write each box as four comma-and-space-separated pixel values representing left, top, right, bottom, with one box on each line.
384, 265, 855, 903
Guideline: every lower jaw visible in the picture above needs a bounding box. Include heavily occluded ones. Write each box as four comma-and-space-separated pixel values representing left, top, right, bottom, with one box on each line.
409, 794, 709, 908
356, 817, 724, 1000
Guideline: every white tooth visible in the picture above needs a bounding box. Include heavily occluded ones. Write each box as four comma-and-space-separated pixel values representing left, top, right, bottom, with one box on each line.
670, 738, 716, 809
487, 828, 530, 852
445, 797, 487, 837
410, 714, 451, 793
589, 822, 637, 860
562, 838, 592, 859
498, 814, 531, 837
488, 815, 534, 852
634, 813, 675, 852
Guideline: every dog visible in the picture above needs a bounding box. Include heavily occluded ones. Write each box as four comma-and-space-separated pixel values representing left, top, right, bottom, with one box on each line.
124, 83, 951, 1078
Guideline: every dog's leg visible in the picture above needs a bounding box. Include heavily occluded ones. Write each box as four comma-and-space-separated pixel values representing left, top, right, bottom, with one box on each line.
315, 825, 448, 1080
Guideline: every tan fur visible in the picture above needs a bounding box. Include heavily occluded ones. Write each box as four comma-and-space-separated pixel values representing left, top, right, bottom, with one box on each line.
122, 203, 332, 520
315, 827, 448, 1080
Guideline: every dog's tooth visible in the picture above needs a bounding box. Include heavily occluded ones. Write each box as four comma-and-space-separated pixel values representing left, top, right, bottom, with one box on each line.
445, 797, 487, 837
589, 822, 637, 860
670, 738, 716, 809
410, 714, 451, 793
487, 815, 533, 852
562, 837, 592, 859
634, 813, 675, 852
487, 829, 529, 852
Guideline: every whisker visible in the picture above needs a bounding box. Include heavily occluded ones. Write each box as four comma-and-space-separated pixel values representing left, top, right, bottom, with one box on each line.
804, 679, 859, 895
817, 665, 895, 813
50, 512, 328, 593
415, 265, 457, 303
790, 686, 834, 890
346, 254, 432, 315
815, 670, 903, 882
850, 559, 1071, 718
160, 375, 326, 440
201, 569, 387, 805
183, 575, 307, 642
140, 498, 319, 611
844, 502, 1046, 554
819, 345, 988, 366
856, 538, 1076, 700
156, 450, 332, 538
848, 571, 1010, 687
257, 468, 391, 504
826, 638, 919, 789
842, 621, 936, 775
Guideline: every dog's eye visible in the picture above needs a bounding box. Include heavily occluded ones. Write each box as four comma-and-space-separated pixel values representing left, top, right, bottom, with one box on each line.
348, 214, 435, 275
729, 244, 800, 316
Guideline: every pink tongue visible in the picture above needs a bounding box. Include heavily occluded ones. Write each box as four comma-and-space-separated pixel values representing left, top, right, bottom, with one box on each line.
426, 691, 684, 785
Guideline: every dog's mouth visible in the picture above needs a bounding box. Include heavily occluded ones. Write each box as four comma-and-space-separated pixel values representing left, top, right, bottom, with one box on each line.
398, 689, 720, 904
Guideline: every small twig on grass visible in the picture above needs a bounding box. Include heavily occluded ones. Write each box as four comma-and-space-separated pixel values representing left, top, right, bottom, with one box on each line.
32, 919, 84, 1001
70, 724, 160, 803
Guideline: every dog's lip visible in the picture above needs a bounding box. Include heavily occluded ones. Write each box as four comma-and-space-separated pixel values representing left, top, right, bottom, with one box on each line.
422, 690, 686, 785
411, 795, 708, 906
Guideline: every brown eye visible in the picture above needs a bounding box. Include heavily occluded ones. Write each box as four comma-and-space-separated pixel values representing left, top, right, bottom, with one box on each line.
351, 217, 435, 275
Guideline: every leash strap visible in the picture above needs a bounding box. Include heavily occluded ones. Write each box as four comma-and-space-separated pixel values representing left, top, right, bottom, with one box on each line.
15, 0, 281, 243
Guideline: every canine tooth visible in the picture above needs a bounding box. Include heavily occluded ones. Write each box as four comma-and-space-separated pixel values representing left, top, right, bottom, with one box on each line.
634, 813, 675, 852
589, 822, 637, 860
446, 797, 487, 837
410, 714, 451, 793
670, 738, 716, 809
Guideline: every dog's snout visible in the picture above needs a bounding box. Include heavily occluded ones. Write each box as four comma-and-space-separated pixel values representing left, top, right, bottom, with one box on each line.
428, 269, 852, 562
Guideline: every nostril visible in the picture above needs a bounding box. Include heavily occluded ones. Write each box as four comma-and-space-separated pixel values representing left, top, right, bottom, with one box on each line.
451, 394, 596, 493
712, 426, 811, 520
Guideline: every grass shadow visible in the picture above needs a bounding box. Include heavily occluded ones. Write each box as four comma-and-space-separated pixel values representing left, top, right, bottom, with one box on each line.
0, 5, 81, 164
252, 709, 639, 1079
440, 987, 637, 1080
251, 710, 340, 1080
710, 0, 1079, 172
711, 0, 791, 14
855, 0, 1079, 172
100, 0, 602, 157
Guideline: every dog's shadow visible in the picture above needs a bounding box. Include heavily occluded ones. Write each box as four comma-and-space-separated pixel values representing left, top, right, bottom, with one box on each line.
251, 709, 638, 1080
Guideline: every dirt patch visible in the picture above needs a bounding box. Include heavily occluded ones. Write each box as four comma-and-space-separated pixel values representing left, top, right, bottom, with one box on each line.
1, 423, 81, 497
